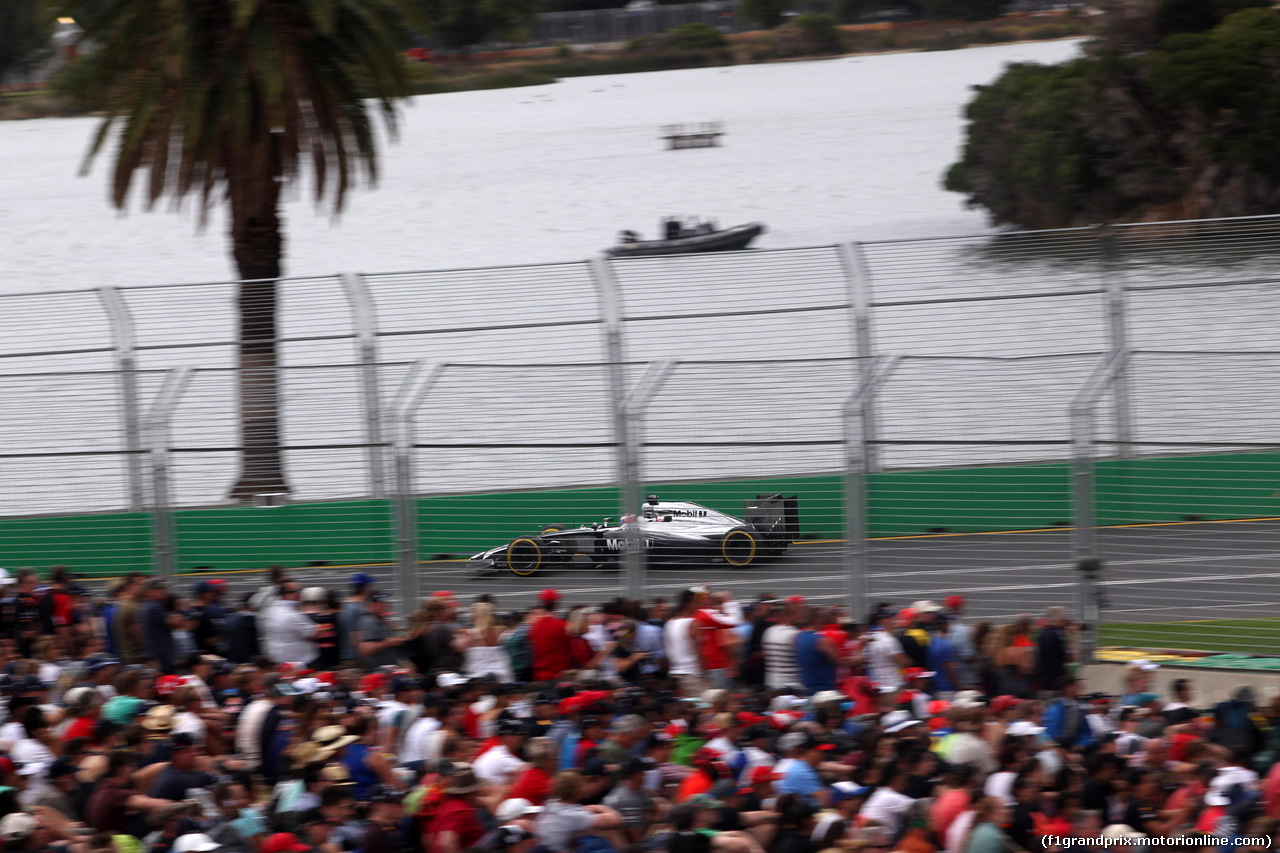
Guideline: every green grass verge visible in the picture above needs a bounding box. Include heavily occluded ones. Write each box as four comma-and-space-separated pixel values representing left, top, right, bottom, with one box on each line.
1101, 617, 1280, 656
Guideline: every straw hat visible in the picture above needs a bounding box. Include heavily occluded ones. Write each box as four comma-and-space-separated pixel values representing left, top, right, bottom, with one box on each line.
310, 725, 359, 753
289, 742, 325, 769
445, 769, 483, 795
143, 704, 177, 731
321, 764, 352, 783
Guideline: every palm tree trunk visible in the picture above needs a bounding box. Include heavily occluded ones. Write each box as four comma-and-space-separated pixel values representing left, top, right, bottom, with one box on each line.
228, 138, 289, 502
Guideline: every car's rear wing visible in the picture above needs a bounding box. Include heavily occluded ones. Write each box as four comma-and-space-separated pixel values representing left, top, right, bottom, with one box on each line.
743, 494, 799, 542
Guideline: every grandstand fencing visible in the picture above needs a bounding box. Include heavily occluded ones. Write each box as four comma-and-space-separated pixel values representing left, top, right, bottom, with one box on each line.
3, 215, 1280, 655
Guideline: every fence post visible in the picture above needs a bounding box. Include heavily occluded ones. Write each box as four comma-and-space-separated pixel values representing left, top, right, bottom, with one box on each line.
1097, 226, 1135, 460
842, 354, 900, 620
144, 367, 194, 580
589, 257, 641, 595
340, 272, 388, 499
1070, 350, 1126, 663
840, 244, 880, 472
618, 359, 679, 601
390, 361, 446, 619
99, 286, 147, 511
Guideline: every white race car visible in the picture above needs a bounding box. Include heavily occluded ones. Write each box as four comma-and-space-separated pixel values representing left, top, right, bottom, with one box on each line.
467, 494, 798, 576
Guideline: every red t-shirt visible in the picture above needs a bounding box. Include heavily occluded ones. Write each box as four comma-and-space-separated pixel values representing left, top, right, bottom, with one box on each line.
63, 715, 96, 743
1264, 763, 1280, 818
509, 765, 552, 805
426, 797, 485, 853
931, 788, 970, 840
530, 615, 569, 681
675, 770, 713, 803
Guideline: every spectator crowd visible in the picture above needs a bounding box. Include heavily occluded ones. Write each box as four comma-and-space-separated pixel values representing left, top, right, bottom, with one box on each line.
0, 566, 1279, 853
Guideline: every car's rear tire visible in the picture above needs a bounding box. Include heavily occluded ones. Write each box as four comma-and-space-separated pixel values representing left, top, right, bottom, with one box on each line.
506, 538, 543, 576
722, 528, 757, 567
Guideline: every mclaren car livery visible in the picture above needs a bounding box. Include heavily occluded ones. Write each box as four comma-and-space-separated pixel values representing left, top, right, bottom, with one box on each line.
467, 494, 798, 576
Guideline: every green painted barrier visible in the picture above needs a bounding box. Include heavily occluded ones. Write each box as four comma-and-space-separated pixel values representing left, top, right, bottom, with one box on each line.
1, 451, 1278, 576
0, 512, 152, 577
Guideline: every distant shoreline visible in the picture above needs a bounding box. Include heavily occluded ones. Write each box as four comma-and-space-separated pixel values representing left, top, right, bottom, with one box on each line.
0, 13, 1094, 121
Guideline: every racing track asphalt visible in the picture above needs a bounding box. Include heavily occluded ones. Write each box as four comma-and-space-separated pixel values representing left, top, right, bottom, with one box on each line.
95, 519, 1280, 628
401, 518, 1280, 623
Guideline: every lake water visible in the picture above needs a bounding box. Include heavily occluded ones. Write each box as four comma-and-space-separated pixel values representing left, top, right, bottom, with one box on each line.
0, 40, 1084, 293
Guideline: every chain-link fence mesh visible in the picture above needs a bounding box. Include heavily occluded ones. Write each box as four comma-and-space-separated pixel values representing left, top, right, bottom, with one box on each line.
2, 216, 1280, 653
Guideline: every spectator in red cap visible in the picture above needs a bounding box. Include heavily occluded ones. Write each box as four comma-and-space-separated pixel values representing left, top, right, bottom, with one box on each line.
192, 579, 227, 656
943, 596, 975, 685
262, 832, 310, 853
530, 590, 569, 682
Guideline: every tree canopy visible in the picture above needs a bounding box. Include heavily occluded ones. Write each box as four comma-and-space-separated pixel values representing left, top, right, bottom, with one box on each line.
52, 0, 420, 499
417, 0, 539, 48
0, 0, 50, 85
945, 4, 1280, 228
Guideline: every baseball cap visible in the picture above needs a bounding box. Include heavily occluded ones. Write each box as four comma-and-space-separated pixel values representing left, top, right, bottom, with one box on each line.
538, 588, 560, 603
262, 834, 309, 853
47, 757, 78, 779
437, 672, 468, 688
903, 667, 936, 680
368, 784, 404, 804
350, 573, 375, 588
885, 718, 923, 734
497, 718, 528, 736
0, 813, 38, 842
300, 587, 327, 603
193, 579, 226, 595
580, 757, 607, 778
881, 709, 912, 728
391, 675, 420, 694
495, 798, 544, 822
785, 595, 806, 606
173, 834, 221, 853
750, 766, 782, 785
621, 756, 653, 777
1006, 721, 1046, 737
831, 782, 871, 802
944, 595, 965, 609
1129, 659, 1160, 672
170, 732, 197, 750
687, 793, 725, 809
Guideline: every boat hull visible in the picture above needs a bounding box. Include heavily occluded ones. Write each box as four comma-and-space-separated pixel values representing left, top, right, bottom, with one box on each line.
605, 223, 765, 257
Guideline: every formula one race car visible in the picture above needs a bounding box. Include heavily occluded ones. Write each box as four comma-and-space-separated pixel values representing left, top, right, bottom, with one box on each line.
467, 494, 799, 576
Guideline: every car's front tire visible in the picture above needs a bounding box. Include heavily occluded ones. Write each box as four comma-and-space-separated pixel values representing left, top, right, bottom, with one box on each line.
506, 538, 543, 576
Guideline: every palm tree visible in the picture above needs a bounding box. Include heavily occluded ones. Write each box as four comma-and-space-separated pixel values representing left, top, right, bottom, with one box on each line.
54, 0, 419, 501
